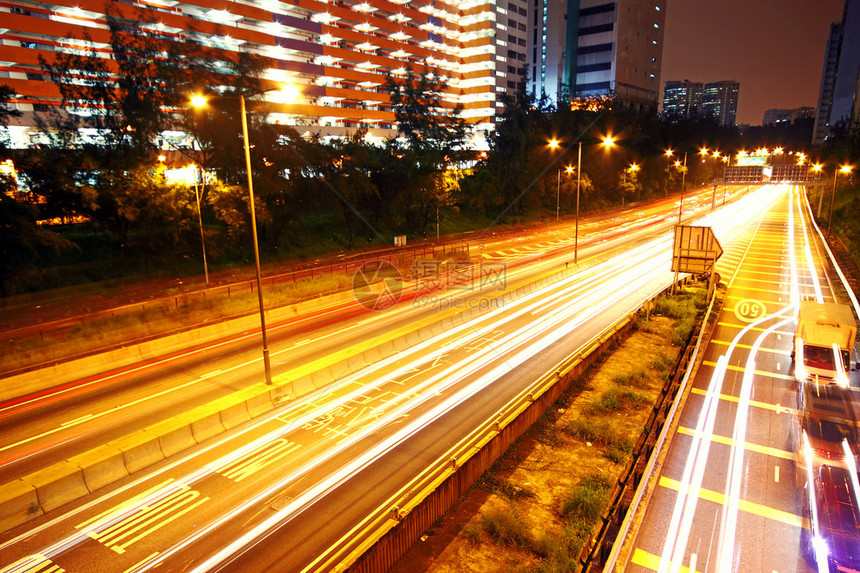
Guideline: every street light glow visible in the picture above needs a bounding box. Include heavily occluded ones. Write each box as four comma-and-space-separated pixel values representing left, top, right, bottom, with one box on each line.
602, 135, 615, 148
548, 138, 560, 149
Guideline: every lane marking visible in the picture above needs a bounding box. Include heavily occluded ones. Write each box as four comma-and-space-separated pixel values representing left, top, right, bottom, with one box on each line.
0, 555, 65, 573
700, 360, 794, 381
216, 438, 301, 483
60, 413, 93, 427
83, 484, 209, 554
715, 321, 792, 335
631, 548, 700, 572
677, 426, 793, 460
707, 339, 790, 356
658, 477, 804, 528
690, 387, 798, 415
775, 465, 780, 483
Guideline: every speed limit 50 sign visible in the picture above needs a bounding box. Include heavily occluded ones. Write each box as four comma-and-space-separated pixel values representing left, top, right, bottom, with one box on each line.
734, 299, 767, 322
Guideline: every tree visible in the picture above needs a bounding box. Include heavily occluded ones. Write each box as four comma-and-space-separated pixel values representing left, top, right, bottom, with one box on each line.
0, 84, 22, 147
385, 66, 468, 159
0, 181, 77, 296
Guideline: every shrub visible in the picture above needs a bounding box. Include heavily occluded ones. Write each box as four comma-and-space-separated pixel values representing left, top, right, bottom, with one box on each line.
481, 507, 532, 548
651, 352, 675, 378
671, 315, 695, 346
614, 367, 648, 388
591, 388, 620, 412
562, 474, 612, 521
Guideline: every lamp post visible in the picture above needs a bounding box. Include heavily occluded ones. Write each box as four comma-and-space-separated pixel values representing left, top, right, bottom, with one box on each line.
622, 162, 639, 209
191, 164, 210, 285
575, 141, 582, 263
812, 164, 824, 216
666, 149, 689, 225
572, 135, 614, 264
828, 164, 853, 235
549, 139, 562, 222
191, 84, 299, 386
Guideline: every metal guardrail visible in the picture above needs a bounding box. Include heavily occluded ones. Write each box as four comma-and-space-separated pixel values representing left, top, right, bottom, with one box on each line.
578, 280, 716, 571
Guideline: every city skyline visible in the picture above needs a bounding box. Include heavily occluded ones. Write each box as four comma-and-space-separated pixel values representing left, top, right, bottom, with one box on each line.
662, 0, 844, 126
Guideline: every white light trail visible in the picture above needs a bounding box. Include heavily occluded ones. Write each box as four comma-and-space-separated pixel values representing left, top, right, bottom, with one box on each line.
716, 316, 793, 572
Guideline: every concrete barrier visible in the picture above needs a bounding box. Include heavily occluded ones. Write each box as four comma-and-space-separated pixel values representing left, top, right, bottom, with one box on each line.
153, 420, 197, 459
220, 400, 251, 430
74, 444, 128, 492
190, 411, 225, 444
29, 461, 89, 513
0, 480, 40, 533
114, 430, 165, 475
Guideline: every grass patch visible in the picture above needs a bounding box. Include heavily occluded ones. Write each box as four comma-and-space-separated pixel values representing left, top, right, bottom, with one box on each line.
484, 476, 536, 501
651, 352, 675, 379
481, 507, 533, 549
614, 367, 648, 388
591, 388, 620, 412
562, 474, 612, 522
563, 418, 633, 452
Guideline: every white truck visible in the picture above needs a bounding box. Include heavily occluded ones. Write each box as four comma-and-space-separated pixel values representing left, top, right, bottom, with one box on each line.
794, 300, 857, 385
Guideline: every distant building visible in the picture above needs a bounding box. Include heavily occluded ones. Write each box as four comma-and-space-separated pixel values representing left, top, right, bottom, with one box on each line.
662, 79, 738, 126
762, 107, 815, 126
527, 0, 665, 111
814, 0, 860, 143
702, 80, 739, 127
662, 80, 703, 117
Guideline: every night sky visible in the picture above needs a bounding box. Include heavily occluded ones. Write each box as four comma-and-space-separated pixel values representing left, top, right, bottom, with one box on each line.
661, 0, 845, 126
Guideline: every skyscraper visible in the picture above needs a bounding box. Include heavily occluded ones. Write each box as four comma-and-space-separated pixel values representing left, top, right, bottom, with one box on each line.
661, 79, 738, 126
702, 80, 739, 127
527, 0, 665, 110
662, 80, 703, 118
813, 0, 860, 143
0, 0, 529, 149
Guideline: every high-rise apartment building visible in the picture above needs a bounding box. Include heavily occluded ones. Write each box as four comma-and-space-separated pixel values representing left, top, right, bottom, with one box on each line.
661, 80, 703, 118
527, 0, 665, 110
661, 79, 738, 126
762, 106, 814, 126
813, 0, 860, 143
0, 0, 529, 149
701, 80, 739, 127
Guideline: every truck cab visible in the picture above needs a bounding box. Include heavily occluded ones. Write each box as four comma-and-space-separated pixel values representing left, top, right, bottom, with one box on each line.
794, 301, 857, 385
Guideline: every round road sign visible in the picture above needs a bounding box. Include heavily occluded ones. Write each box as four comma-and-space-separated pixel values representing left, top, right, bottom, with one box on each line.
734, 299, 766, 322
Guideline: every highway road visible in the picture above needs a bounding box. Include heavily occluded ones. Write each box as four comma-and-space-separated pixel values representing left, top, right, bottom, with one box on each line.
623, 185, 860, 572
0, 185, 781, 572
0, 187, 725, 483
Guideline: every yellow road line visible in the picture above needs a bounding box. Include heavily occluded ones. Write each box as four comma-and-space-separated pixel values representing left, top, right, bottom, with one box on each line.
677, 426, 793, 460
706, 339, 791, 355
631, 548, 700, 573
659, 476, 804, 528
690, 387, 798, 415
715, 321, 793, 336
701, 360, 795, 381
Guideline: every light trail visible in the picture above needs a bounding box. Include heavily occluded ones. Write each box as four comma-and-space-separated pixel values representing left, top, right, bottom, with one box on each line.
659, 186, 791, 573
715, 316, 793, 572
0, 220, 677, 571
1, 185, 782, 573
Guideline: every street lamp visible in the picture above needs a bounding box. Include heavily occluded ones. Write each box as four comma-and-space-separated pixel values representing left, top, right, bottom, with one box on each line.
828, 164, 853, 235
555, 165, 574, 222
191, 83, 299, 386
572, 135, 615, 264
666, 149, 689, 224
621, 163, 639, 208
